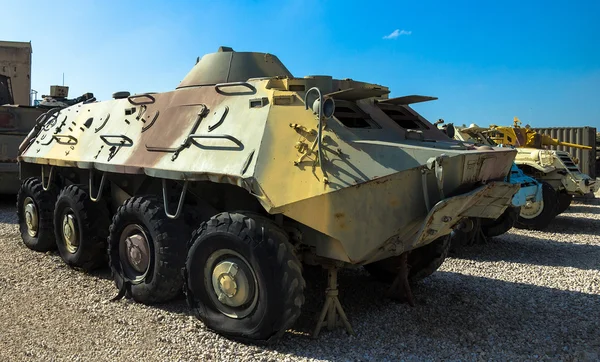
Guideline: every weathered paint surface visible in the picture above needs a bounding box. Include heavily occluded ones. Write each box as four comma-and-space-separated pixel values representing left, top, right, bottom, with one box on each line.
0, 105, 46, 193
18, 47, 520, 263
454, 124, 597, 196
513, 148, 598, 195
453, 126, 543, 207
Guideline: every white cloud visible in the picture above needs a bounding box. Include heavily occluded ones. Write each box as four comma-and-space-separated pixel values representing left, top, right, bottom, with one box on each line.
383, 29, 412, 39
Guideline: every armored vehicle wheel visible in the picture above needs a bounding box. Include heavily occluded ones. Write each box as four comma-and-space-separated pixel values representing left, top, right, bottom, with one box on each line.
364, 234, 451, 284
53, 185, 110, 270
108, 195, 187, 304
557, 192, 573, 214
481, 206, 519, 237
449, 218, 482, 247
16, 177, 58, 252
184, 212, 305, 343
514, 181, 558, 230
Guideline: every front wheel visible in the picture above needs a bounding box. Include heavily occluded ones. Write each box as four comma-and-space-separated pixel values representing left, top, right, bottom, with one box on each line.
184, 212, 305, 343
556, 192, 573, 214
514, 181, 558, 230
364, 234, 451, 284
480, 206, 519, 237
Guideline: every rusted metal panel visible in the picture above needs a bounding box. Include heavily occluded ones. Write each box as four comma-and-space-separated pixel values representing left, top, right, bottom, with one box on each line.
531, 126, 596, 178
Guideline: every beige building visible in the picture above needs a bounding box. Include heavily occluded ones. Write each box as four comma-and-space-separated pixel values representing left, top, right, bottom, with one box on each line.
0, 40, 32, 105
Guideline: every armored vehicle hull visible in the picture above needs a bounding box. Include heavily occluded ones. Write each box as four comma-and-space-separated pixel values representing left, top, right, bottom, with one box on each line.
16, 47, 518, 342
513, 147, 599, 223
488, 117, 599, 221
444, 124, 543, 239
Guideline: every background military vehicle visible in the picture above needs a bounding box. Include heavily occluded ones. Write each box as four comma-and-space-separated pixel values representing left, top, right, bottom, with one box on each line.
488, 118, 598, 229
0, 40, 95, 194
0, 77, 46, 194
0, 80, 95, 194
15, 46, 519, 342
1, 41, 36, 194
444, 123, 544, 241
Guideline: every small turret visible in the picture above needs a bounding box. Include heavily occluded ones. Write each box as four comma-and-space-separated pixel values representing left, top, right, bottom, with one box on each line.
177, 46, 293, 88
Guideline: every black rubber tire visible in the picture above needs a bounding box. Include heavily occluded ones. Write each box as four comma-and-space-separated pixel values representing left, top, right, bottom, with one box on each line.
449, 218, 481, 248
108, 195, 187, 304
53, 185, 110, 270
481, 206, 519, 237
556, 192, 573, 214
16, 177, 58, 252
514, 181, 558, 230
364, 234, 451, 284
184, 212, 305, 343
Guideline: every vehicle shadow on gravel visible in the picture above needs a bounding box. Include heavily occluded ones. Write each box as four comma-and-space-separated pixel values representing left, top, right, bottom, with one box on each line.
450, 234, 600, 271
564, 204, 600, 215
0, 195, 17, 225
267, 268, 600, 360
543, 214, 599, 235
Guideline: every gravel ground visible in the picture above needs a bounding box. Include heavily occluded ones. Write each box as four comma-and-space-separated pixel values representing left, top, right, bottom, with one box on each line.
1, 193, 599, 361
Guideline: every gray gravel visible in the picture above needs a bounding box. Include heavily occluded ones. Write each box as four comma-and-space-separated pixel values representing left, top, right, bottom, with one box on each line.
1, 193, 599, 361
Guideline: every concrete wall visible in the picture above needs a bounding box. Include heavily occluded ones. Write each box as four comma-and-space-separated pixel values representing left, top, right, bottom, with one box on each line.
0, 41, 32, 105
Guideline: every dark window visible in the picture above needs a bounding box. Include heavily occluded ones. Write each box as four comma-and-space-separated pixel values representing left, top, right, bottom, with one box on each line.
379, 106, 430, 130
334, 105, 373, 128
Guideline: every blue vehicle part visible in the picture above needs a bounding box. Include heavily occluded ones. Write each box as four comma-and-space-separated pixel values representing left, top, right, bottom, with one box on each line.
507, 163, 542, 207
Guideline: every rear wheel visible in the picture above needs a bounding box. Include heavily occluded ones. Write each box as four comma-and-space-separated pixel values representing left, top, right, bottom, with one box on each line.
449, 218, 481, 248
16, 177, 58, 252
108, 195, 187, 304
364, 234, 451, 284
481, 206, 519, 237
184, 212, 305, 343
53, 185, 110, 270
514, 181, 558, 230
556, 192, 573, 214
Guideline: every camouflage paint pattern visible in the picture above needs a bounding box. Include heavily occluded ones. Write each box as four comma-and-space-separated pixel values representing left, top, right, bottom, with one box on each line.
18, 47, 520, 264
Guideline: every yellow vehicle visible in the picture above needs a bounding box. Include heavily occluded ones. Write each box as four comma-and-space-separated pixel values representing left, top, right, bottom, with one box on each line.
15, 47, 519, 342
486, 118, 598, 229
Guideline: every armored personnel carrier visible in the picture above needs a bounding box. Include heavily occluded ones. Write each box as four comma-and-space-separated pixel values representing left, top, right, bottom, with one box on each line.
488, 118, 598, 228
443, 123, 543, 240
16, 47, 519, 342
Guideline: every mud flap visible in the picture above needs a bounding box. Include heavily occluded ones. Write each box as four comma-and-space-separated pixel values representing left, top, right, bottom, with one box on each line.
411, 181, 519, 250
110, 279, 132, 302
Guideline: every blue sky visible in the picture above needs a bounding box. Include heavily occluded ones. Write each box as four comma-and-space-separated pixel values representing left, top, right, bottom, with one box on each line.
1, 0, 598, 128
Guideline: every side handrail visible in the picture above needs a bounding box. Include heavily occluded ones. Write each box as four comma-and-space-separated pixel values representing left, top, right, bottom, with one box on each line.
100, 134, 134, 147
214, 82, 256, 95
41, 166, 54, 191
89, 170, 106, 202
127, 93, 156, 105
162, 179, 188, 219
53, 134, 78, 145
